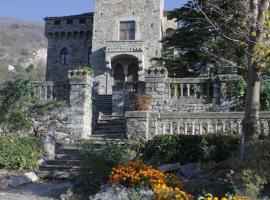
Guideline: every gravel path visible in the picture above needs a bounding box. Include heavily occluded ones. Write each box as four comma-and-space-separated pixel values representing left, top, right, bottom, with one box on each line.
0, 182, 71, 200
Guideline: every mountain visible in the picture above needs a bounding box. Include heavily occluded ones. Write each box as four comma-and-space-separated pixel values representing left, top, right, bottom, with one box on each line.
0, 17, 47, 80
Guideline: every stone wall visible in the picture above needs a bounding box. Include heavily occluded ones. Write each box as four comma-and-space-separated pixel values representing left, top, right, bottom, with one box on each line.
126, 111, 270, 141
30, 70, 93, 142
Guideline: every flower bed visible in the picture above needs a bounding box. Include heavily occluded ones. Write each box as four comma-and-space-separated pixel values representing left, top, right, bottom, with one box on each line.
109, 161, 192, 200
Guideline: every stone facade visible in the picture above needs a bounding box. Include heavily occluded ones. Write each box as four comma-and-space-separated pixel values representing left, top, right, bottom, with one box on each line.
44, 0, 177, 94
39, 0, 269, 143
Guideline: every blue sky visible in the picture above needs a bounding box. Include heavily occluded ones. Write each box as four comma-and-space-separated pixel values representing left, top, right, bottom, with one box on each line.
0, 0, 187, 22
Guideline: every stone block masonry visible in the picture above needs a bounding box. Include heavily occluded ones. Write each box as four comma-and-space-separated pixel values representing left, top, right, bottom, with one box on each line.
32, 70, 93, 141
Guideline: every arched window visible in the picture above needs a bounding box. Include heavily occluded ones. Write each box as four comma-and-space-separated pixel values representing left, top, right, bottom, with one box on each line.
60, 48, 69, 65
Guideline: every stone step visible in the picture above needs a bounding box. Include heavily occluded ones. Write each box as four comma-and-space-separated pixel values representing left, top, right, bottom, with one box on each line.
55, 153, 79, 160
56, 148, 80, 155
56, 143, 78, 150
37, 170, 86, 179
39, 164, 81, 172
89, 134, 127, 140
44, 160, 81, 166
37, 171, 76, 179
95, 126, 126, 130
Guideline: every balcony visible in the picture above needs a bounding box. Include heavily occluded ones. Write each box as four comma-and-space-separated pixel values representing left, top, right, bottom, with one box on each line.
106, 40, 143, 53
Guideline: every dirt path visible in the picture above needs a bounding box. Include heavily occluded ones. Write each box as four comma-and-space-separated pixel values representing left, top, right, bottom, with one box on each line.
0, 181, 71, 200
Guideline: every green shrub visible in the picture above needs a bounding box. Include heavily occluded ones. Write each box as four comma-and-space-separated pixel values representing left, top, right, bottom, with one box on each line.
142, 134, 240, 165
77, 142, 138, 196
0, 136, 43, 170
0, 79, 36, 131
31, 100, 65, 115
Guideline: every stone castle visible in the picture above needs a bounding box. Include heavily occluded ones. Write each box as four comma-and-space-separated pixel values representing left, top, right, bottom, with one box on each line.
34, 0, 270, 142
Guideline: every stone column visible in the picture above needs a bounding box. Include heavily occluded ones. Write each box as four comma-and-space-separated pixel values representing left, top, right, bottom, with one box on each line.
124, 64, 129, 82
68, 70, 93, 139
125, 111, 154, 142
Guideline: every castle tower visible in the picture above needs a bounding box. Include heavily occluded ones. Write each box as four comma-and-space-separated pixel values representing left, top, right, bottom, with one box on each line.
44, 13, 94, 81
91, 0, 165, 94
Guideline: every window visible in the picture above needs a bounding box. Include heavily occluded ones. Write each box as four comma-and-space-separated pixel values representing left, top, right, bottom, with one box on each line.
54, 20, 61, 25
79, 19, 86, 24
67, 19, 73, 25
88, 47, 92, 65
60, 48, 69, 65
120, 21, 135, 40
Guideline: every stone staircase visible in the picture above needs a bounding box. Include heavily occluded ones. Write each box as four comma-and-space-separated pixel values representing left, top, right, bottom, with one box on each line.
95, 95, 112, 115
93, 115, 127, 139
38, 115, 127, 179
38, 143, 82, 179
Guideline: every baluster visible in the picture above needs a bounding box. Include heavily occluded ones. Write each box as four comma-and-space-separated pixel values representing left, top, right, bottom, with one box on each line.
187, 84, 190, 97
237, 120, 242, 134
206, 121, 210, 134
162, 123, 165, 134
177, 122, 180, 134
199, 122, 203, 135
180, 84, 184, 97
173, 84, 178, 99
214, 121, 218, 133
191, 122, 195, 135
170, 122, 173, 135
44, 84, 48, 100
155, 120, 158, 135
184, 122, 188, 135
222, 121, 226, 133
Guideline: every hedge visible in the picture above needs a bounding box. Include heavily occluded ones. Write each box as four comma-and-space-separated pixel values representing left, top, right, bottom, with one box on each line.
142, 134, 240, 165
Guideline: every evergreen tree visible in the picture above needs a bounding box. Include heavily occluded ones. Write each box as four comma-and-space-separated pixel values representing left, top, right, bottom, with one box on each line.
160, 0, 247, 77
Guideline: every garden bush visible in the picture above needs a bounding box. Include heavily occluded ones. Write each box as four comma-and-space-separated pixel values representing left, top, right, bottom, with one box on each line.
0, 136, 43, 170
77, 142, 139, 196
142, 134, 240, 165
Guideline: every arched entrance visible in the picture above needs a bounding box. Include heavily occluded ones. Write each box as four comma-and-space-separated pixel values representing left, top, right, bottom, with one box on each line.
112, 55, 139, 86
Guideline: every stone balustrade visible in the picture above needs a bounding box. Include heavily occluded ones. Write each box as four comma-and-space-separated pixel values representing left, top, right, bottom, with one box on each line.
33, 81, 69, 101
169, 78, 215, 102
106, 40, 144, 52
126, 111, 270, 141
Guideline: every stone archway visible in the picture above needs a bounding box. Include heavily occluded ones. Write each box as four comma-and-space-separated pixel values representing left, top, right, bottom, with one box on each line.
111, 54, 139, 85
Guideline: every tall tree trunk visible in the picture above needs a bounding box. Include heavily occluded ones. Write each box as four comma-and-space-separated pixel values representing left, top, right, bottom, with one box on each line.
241, 0, 270, 162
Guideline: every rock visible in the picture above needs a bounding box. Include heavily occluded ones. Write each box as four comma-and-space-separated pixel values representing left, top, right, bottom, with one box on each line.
7, 176, 30, 188
38, 157, 46, 165
180, 163, 202, 178
54, 132, 68, 140
24, 172, 39, 182
158, 163, 181, 172
44, 135, 56, 159
89, 184, 154, 200
0, 169, 8, 177
0, 178, 9, 189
